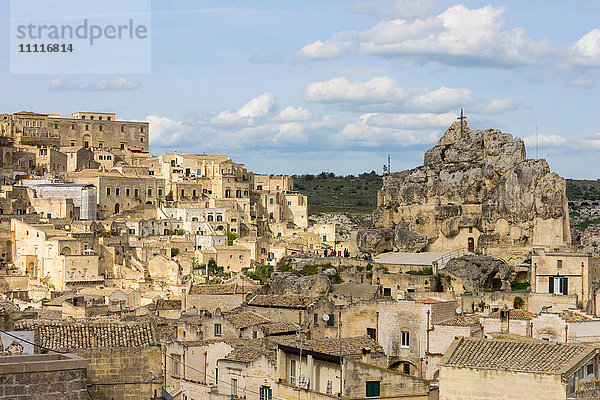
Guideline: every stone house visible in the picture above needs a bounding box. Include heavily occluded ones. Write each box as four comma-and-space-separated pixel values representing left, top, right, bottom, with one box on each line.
481, 309, 536, 337
69, 169, 166, 219
340, 298, 458, 379
184, 284, 255, 314
60, 146, 98, 172
531, 310, 600, 343
198, 245, 251, 273
532, 249, 600, 310
275, 336, 429, 400
438, 336, 600, 400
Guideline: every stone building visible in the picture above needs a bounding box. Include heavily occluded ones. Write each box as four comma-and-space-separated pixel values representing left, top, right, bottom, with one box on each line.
531, 249, 600, 311
69, 169, 166, 219
438, 336, 599, 400
15, 320, 162, 400
0, 353, 89, 399
1, 111, 149, 151
275, 336, 429, 400
20, 180, 97, 220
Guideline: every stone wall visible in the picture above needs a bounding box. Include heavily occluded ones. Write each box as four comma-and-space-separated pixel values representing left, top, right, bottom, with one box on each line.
0, 353, 88, 400
439, 366, 566, 400
576, 380, 600, 399
74, 346, 162, 400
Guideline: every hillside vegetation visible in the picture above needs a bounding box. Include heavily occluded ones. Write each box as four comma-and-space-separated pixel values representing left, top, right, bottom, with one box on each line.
293, 171, 382, 215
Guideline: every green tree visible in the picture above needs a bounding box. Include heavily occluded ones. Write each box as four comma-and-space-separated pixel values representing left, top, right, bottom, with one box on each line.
170, 248, 179, 257
513, 296, 525, 309
227, 231, 238, 246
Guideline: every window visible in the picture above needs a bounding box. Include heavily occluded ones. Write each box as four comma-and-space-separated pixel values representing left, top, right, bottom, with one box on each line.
269, 198, 274, 204
99, 125, 103, 131
148, 188, 152, 197
134, 189, 139, 198
54, 123, 58, 129
158, 188, 163, 196
121, 125, 125, 132
217, 215, 223, 222
314, 313, 319, 326
107, 117, 111, 121
120, 143, 125, 150
231, 378, 238, 396
367, 328, 376, 340
252, 331, 258, 339
99, 116, 102, 120
90, 116, 94, 120
257, 185, 263, 190
85, 124, 89, 131
383, 288, 392, 297
550, 276, 568, 295
401, 331, 410, 348
171, 354, 181, 377
557, 260, 563, 269
115, 188, 120, 196
288, 201, 292, 205
70, 141, 76, 146
126, 188, 130, 196
269, 212, 274, 219
327, 313, 335, 327
106, 187, 111, 196
141, 126, 145, 133
71, 123, 75, 130
215, 368, 219, 384
214, 323, 222, 336
260, 386, 272, 400
403, 363, 410, 375
366, 381, 380, 397
290, 359, 297, 385
322, 235, 327, 242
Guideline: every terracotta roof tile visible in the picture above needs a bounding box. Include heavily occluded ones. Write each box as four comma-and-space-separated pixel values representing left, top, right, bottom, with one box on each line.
248, 295, 315, 309
488, 309, 536, 320
560, 310, 594, 322
441, 336, 589, 373
277, 336, 384, 357
225, 312, 270, 329
439, 314, 481, 326
15, 321, 156, 351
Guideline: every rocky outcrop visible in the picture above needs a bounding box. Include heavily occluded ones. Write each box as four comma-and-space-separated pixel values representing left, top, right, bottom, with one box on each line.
363, 121, 570, 253
356, 222, 428, 253
444, 255, 513, 293
260, 272, 331, 297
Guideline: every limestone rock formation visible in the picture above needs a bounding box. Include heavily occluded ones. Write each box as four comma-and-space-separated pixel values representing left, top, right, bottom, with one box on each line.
260, 272, 331, 297
444, 255, 514, 293
361, 121, 570, 253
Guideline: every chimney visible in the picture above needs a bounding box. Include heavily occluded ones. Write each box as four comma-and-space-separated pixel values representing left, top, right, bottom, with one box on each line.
362, 347, 371, 364
500, 307, 510, 334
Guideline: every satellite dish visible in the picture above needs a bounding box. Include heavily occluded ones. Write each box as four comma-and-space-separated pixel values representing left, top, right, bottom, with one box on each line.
322, 314, 330, 322
298, 374, 310, 388
456, 308, 462, 315
64, 225, 70, 230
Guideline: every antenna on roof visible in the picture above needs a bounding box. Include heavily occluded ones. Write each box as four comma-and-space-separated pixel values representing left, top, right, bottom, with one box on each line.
536, 126, 539, 159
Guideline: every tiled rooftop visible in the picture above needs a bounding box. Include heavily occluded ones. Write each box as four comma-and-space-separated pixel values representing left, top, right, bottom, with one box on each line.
225, 312, 270, 329
441, 336, 590, 373
487, 309, 536, 320
262, 321, 301, 335
439, 314, 481, 326
188, 284, 255, 295
224, 339, 274, 363
247, 295, 315, 309
278, 336, 384, 357
15, 321, 156, 351
154, 299, 182, 310
560, 310, 594, 322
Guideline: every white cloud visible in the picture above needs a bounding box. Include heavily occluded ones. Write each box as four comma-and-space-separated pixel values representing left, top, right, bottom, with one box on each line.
339, 113, 440, 146
92, 78, 141, 90
367, 112, 456, 129
49, 78, 77, 90
304, 76, 411, 104
48, 77, 140, 91
568, 29, 600, 67
407, 87, 473, 111
304, 77, 517, 115
146, 115, 195, 147
295, 33, 354, 63
277, 106, 312, 121
473, 98, 519, 114
523, 134, 569, 148
211, 92, 276, 125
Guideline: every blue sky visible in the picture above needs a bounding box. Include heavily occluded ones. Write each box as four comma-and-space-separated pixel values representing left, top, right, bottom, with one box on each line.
2, 0, 600, 177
